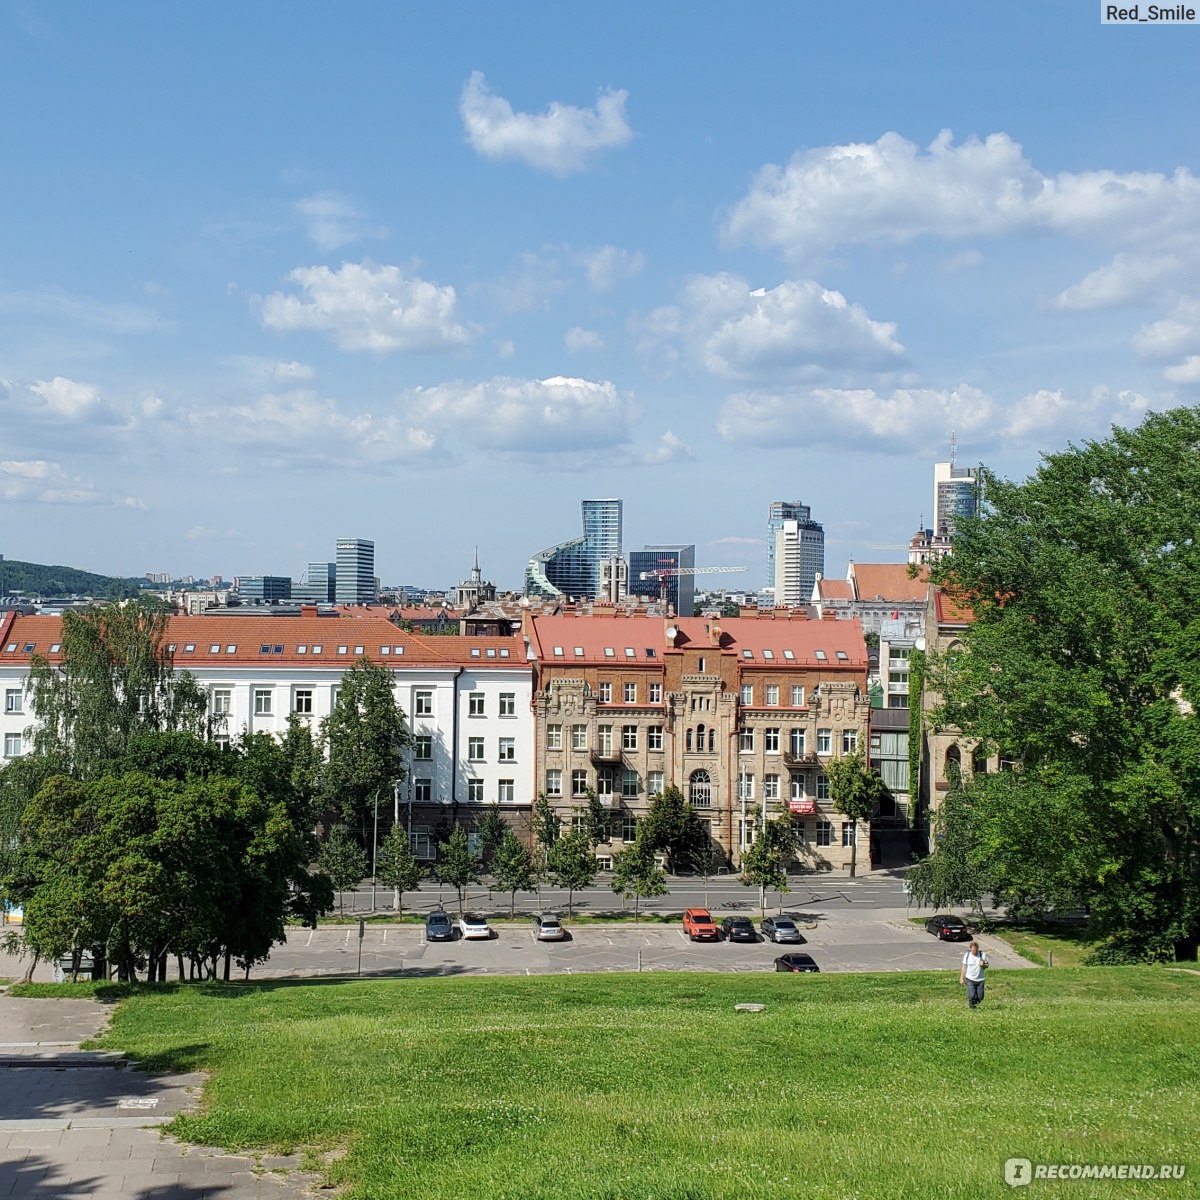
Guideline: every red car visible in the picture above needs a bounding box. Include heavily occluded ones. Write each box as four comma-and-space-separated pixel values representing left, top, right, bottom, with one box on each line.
682, 908, 720, 941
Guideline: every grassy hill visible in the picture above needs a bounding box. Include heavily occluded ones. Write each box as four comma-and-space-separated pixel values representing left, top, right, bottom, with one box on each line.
56, 968, 1200, 1199
0, 558, 143, 600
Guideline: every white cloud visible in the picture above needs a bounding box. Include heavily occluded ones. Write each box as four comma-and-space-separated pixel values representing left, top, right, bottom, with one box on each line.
0, 458, 144, 507
479, 243, 645, 313
259, 262, 472, 352
273, 360, 316, 381
295, 192, 384, 251
29, 376, 100, 418
638, 431, 693, 465
1164, 357, 1200, 384
402, 375, 635, 454
581, 245, 645, 290
459, 71, 633, 176
644, 273, 904, 380
564, 326, 603, 353
1132, 299, 1200, 359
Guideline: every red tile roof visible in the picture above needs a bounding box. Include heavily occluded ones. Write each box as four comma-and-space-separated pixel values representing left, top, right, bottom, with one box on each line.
850, 563, 930, 603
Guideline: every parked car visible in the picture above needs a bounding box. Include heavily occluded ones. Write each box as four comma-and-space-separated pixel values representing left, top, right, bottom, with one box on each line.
925, 914, 971, 941
532, 913, 565, 941
721, 916, 757, 943
425, 909, 455, 941
458, 913, 492, 940
761, 916, 803, 944
774, 952, 820, 973
682, 908, 720, 941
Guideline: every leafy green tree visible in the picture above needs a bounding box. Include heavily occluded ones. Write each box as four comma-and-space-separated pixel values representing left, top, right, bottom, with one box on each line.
578, 788, 611, 850
546, 828, 597, 916
610, 835, 668, 920
904, 777, 996, 915
375, 825, 423, 914
436, 824, 479, 914
491, 829, 538, 917
641, 785, 709, 871
319, 826, 367, 917
740, 813, 797, 916
929, 406, 1200, 960
532, 791, 560, 867
477, 803, 509, 868
825, 751, 888, 877
321, 658, 413, 834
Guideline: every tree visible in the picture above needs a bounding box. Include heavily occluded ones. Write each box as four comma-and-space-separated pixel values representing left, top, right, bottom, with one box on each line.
375, 825, 423, 914
641, 785, 708, 872
477, 803, 509, 869
825, 750, 888, 877
929, 406, 1200, 960
437, 824, 479, 914
546, 829, 598, 917
491, 829, 537, 917
579, 788, 611, 851
321, 658, 413, 835
532, 791, 560, 867
610, 835, 667, 921
319, 826, 367, 917
904, 776, 996, 915
740, 813, 797, 916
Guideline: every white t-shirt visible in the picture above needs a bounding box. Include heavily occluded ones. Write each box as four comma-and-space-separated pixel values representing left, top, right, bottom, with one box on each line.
962, 950, 988, 982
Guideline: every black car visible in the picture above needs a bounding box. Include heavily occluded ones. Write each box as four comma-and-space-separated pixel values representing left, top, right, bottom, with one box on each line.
925, 914, 971, 941
775, 953, 820, 973
721, 916, 757, 943
761, 916, 803, 944
425, 909, 455, 941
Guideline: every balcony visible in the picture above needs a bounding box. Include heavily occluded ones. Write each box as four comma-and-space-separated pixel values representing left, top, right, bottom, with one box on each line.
783, 750, 820, 768
590, 747, 624, 766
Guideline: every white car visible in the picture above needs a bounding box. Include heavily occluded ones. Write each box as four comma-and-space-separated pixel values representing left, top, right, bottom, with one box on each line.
458, 913, 492, 940
532, 913, 565, 941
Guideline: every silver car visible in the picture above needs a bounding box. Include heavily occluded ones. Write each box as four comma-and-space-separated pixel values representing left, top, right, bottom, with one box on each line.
761, 916, 803, 944
532, 913, 565, 941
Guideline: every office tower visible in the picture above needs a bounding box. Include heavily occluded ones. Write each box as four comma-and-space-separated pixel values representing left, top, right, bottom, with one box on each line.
933, 461, 979, 539
336, 538, 376, 604
234, 575, 291, 603
766, 502, 824, 597
629, 545, 696, 615
294, 561, 336, 603
773, 519, 825, 606
525, 498, 624, 599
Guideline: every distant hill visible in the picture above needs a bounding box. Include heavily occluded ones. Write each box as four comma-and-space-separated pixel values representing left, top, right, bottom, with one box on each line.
0, 558, 145, 600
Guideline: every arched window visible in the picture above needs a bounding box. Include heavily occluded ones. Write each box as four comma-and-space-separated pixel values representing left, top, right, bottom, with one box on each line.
686, 728, 694, 753
690, 769, 712, 809
945, 744, 962, 787
708, 728, 716, 752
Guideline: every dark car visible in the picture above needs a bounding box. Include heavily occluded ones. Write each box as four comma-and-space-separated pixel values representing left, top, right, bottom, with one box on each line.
425, 909, 455, 941
775, 953, 820, 973
925, 914, 971, 941
761, 916, 803, 944
721, 916, 757, 943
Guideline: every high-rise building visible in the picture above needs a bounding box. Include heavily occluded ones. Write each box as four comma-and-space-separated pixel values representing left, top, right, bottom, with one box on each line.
766, 502, 823, 600
629, 545, 696, 615
766, 501, 824, 590
294, 561, 336, 603
234, 575, 291, 603
336, 538, 376, 604
525, 499, 623, 599
933, 462, 979, 538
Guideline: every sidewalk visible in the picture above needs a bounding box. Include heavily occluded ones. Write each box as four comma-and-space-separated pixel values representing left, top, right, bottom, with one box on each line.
0, 991, 320, 1199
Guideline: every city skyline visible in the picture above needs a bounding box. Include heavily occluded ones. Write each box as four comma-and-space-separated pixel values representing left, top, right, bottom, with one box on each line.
2, 6, 1195, 588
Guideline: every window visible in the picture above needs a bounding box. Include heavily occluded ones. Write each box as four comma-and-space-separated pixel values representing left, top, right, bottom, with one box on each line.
4, 689, 22, 714
887, 694, 910, 709
765, 727, 780, 753
414, 778, 433, 804
571, 814, 588, 834
817, 728, 832, 755
739, 729, 754, 753
415, 691, 433, 717
791, 685, 805, 707
4, 732, 22, 758
697, 656, 705, 673
739, 772, 755, 801
571, 724, 587, 751
621, 814, 639, 842
312, 644, 322, 655
842, 729, 858, 754
646, 770, 664, 797
816, 773, 830, 800
740, 684, 753, 705
597, 725, 613, 756
468, 737, 485, 761
253, 689, 273, 716
546, 769, 563, 796
889, 670, 909, 688
623, 682, 637, 703
213, 733, 230, 750
499, 692, 515, 717
766, 685, 779, 706
647, 725, 664, 752
689, 769, 713, 808
598, 682, 612, 703
547, 723, 563, 751
211, 689, 232, 715
468, 779, 484, 805
498, 738, 515, 762
842, 822, 856, 847
414, 735, 433, 761
468, 692, 485, 717
621, 768, 640, 798
649, 683, 662, 704
498, 779, 514, 804
816, 820, 833, 847
571, 769, 589, 797
790, 775, 806, 801
597, 770, 615, 799
622, 724, 638, 751
890, 646, 911, 664
789, 728, 806, 756
293, 689, 313, 715
763, 774, 780, 802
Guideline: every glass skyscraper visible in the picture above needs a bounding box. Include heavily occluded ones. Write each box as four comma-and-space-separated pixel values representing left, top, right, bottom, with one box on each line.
629, 544, 696, 615
525, 499, 623, 599
335, 538, 376, 604
766, 501, 824, 595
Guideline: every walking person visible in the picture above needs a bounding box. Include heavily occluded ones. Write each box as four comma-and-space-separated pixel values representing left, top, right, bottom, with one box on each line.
960, 940, 989, 1009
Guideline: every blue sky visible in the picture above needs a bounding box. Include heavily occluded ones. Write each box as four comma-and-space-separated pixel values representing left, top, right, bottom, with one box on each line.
2, 3, 1198, 590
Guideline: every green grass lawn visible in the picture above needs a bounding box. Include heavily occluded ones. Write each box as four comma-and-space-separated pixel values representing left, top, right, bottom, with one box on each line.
74, 969, 1199, 1200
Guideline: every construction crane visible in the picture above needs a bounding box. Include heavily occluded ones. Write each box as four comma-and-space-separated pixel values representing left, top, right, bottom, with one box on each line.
636, 565, 749, 611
